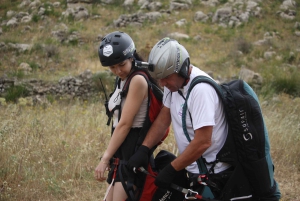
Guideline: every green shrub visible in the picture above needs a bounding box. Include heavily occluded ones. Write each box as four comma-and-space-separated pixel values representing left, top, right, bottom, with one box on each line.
282, 50, 298, 64
4, 85, 30, 103
32, 14, 40, 23
8, 70, 25, 79
218, 28, 236, 42
28, 61, 40, 71
44, 3, 56, 17
261, 65, 300, 97
67, 14, 75, 22
31, 43, 43, 54
235, 37, 252, 54
219, 0, 228, 4
44, 38, 57, 45
68, 38, 78, 46
271, 73, 300, 96
46, 94, 56, 104
92, 0, 102, 4
44, 45, 59, 58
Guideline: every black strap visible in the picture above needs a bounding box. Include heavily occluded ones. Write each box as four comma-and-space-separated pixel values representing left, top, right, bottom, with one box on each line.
118, 159, 145, 201
119, 162, 137, 201
106, 105, 120, 126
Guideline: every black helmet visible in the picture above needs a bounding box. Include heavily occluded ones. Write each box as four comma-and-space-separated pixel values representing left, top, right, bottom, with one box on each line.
98, 31, 136, 67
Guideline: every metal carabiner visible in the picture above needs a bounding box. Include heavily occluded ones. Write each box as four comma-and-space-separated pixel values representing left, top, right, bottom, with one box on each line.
185, 189, 198, 200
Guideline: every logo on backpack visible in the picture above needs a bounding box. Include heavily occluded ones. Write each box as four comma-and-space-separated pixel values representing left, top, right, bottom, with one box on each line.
238, 109, 253, 141
159, 190, 172, 201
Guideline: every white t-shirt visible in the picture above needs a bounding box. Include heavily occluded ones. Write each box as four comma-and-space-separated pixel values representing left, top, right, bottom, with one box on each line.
163, 66, 230, 174
108, 78, 148, 128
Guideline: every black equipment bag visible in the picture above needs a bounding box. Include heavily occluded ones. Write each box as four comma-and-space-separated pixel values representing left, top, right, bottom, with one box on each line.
182, 76, 281, 200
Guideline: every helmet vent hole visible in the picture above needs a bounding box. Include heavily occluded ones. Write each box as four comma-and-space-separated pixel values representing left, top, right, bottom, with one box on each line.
113, 42, 119, 45
115, 34, 121, 38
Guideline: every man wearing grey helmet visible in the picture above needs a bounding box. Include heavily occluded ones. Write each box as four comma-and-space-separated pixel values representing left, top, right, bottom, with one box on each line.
127, 37, 231, 199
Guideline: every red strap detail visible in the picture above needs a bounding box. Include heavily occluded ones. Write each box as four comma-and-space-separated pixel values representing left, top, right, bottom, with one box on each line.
113, 158, 119, 165
195, 194, 203, 199
112, 158, 120, 179
138, 164, 158, 201
123, 70, 149, 92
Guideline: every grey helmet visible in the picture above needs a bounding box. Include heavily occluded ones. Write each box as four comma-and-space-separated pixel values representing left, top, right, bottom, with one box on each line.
98, 31, 135, 66
148, 37, 190, 79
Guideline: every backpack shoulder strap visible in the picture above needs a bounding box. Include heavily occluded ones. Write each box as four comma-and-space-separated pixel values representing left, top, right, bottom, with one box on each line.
187, 76, 224, 100
106, 77, 122, 126
121, 70, 150, 97
182, 76, 225, 174
109, 70, 151, 127
120, 70, 152, 127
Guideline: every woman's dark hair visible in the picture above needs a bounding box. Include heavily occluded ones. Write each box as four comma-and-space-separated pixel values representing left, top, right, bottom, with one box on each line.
133, 51, 144, 62
133, 51, 159, 87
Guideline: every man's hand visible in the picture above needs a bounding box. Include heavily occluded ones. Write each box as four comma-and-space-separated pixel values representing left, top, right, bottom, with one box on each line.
127, 145, 150, 172
155, 163, 178, 189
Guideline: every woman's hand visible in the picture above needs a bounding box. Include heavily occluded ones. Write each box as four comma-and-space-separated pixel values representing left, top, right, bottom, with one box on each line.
94, 160, 110, 182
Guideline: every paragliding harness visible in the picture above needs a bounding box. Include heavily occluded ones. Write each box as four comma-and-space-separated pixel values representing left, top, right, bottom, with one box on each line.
138, 164, 221, 201
180, 76, 280, 201
101, 69, 169, 201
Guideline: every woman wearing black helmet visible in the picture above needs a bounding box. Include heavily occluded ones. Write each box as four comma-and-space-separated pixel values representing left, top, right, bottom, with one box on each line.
94, 31, 154, 201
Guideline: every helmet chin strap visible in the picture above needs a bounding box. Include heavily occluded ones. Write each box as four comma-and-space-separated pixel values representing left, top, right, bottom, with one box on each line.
180, 65, 192, 88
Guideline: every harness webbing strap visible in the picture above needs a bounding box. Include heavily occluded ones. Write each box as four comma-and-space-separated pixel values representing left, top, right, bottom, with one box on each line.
110, 158, 138, 201
103, 179, 114, 201
120, 162, 136, 201
106, 105, 121, 126
103, 158, 120, 201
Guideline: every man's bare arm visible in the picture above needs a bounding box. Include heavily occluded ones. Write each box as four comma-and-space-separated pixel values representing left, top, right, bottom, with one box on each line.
143, 106, 171, 149
171, 126, 213, 171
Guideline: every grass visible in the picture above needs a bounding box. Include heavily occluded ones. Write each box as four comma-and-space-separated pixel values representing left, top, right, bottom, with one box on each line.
0, 101, 178, 200
261, 94, 300, 201
0, 94, 299, 200
0, 102, 110, 200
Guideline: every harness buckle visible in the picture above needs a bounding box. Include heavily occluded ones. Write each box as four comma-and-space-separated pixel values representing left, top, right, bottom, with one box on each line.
198, 174, 208, 186
185, 189, 198, 200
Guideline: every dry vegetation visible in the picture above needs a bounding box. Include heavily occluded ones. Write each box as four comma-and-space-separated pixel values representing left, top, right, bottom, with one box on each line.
262, 94, 300, 201
0, 0, 300, 200
0, 96, 299, 200
0, 101, 177, 200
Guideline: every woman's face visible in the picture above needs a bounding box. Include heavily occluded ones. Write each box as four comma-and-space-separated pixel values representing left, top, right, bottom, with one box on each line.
108, 58, 133, 80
